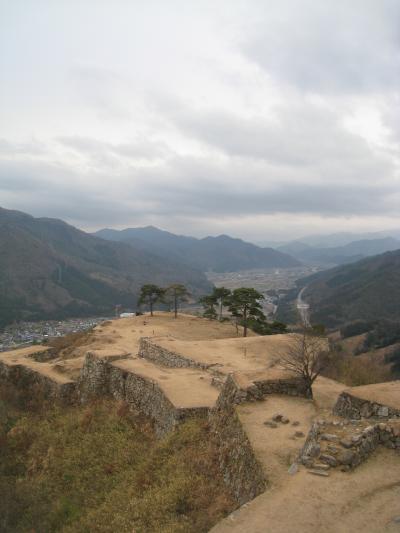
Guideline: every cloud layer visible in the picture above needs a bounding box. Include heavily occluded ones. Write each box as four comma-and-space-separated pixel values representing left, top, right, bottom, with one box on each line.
0, 0, 399, 241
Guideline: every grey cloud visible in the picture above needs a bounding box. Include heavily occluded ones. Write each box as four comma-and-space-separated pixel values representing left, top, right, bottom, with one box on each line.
57, 136, 170, 161
1, 151, 397, 232
244, 0, 400, 93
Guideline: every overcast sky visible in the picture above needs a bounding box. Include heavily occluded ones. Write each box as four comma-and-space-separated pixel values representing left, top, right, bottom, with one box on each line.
1, 0, 400, 242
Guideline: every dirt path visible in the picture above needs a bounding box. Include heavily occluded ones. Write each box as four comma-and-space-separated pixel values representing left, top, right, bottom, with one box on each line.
212, 448, 400, 533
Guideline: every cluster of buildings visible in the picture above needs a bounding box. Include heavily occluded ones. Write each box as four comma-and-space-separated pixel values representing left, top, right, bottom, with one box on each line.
0, 317, 110, 351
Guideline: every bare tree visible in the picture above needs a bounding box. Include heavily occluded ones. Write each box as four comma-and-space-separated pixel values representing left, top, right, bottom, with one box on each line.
280, 329, 330, 398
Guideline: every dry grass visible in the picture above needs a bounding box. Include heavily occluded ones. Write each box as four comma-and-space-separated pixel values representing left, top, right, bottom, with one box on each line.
323, 350, 392, 386
0, 394, 235, 532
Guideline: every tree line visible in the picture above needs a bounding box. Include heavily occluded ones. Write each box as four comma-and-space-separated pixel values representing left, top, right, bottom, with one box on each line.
136, 284, 287, 337
138, 284, 190, 318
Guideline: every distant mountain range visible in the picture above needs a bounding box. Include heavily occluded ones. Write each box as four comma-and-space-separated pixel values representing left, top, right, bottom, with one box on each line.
300, 249, 400, 328
94, 226, 300, 271
0, 208, 212, 327
278, 237, 400, 266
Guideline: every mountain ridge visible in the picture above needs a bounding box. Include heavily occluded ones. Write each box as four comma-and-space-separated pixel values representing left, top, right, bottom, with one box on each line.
94, 226, 301, 271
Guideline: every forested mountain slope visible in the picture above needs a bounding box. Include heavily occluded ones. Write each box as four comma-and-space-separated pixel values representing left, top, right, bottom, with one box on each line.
0, 208, 211, 327
301, 249, 400, 328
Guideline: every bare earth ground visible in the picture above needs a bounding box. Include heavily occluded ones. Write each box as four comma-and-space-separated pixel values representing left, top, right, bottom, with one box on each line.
154, 334, 293, 375
236, 377, 347, 488
212, 448, 400, 533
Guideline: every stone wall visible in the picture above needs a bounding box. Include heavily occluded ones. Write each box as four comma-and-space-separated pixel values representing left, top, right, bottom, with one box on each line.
138, 338, 210, 370
209, 374, 267, 505
79, 352, 210, 435
334, 391, 400, 419
254, 376, 309, 397
299, 419, 400, 471
0, 359, 76, 405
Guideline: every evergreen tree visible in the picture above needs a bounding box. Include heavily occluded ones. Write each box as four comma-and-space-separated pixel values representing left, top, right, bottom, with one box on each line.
228, 288, 265, 337
166, 284, 190, 318
199, 295, 218, 320
138, 284, 165, 317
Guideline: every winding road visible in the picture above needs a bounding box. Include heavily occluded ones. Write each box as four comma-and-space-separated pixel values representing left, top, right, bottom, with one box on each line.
296, 286, 310, 326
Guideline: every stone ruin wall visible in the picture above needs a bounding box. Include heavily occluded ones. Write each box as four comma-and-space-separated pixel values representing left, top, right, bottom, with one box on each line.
334, 391, 400, 419
79, 352, 209, 436
138, 337, 211, 370
255, 376, 309, 397
208, 374, 268, 505
299, 419, 400, 471
0, 359, 76, 405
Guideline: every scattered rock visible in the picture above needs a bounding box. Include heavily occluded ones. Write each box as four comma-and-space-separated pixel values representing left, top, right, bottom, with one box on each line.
291, 421, 300, 427
337, 450, 355, 466
288, 463, 299, 475
378, 406, 389, 417
281, 416, 290, 424
327, 444, 340, 454
307, 468, 329, 477
264, 421, 278, 428
320, 453, 338, 467
294, 431, 305, 438
320, 433, 339, 442
313, 463, 330, 471
340, 438, 353, 449
309, 443, 321, 458
272, 413, 283, 422
301, 455, 314, 468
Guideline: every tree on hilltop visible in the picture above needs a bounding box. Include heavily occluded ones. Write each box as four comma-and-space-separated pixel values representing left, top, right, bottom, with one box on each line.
228, 288, 266, 337
138, 284, 165, 317
166, 284, 190, 318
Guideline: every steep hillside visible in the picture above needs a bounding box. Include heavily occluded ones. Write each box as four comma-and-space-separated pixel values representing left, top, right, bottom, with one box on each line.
95, 226, 300, 271
279, 237, 400, 266
0, 208, 211, 327
301, 249, 400, 328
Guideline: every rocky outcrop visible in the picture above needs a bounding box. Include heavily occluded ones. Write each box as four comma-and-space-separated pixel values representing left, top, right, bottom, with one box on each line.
334, 391, 400, 420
